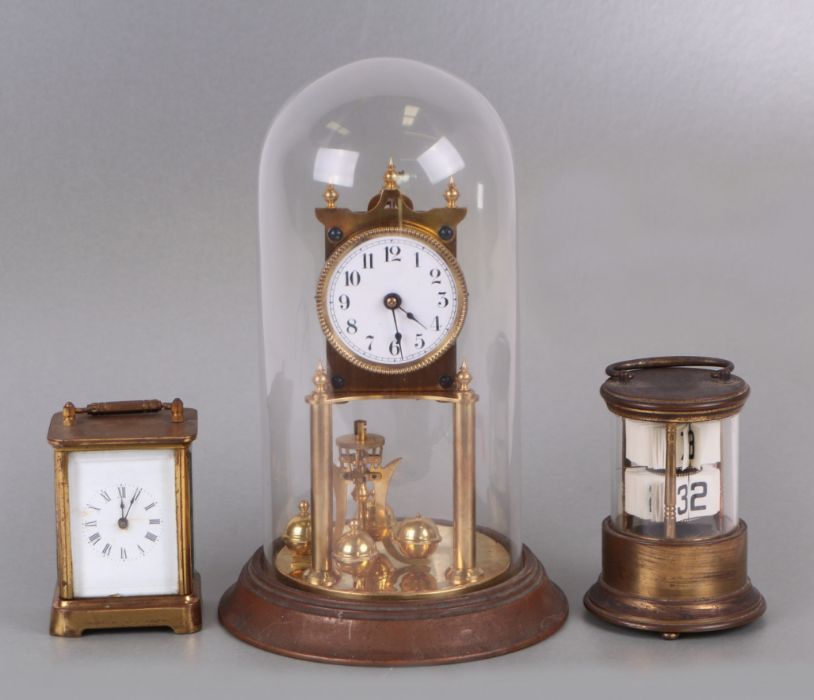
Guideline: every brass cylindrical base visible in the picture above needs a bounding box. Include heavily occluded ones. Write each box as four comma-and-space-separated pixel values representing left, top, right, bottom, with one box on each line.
584, 517, 765, 635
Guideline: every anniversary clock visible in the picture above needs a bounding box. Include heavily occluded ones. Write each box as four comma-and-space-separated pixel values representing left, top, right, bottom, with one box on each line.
218, 57, 568, 664
584, 357, 766, 637
48, 399, 200, 636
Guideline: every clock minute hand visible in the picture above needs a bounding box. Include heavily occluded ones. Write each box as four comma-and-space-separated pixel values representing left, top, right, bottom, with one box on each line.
390, 309, 404, 361
123, 487, 142, 520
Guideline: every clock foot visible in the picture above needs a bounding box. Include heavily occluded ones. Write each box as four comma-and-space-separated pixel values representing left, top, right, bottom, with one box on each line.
219, 544, 568, 666
49, 572, 202, 636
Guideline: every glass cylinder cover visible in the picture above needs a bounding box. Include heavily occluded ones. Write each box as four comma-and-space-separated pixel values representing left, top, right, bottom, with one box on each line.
612, 416, 740, 538
257, 58, 520, 595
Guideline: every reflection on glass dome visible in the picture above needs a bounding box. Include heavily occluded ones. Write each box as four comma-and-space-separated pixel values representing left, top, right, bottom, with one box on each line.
313, 147, 359, 187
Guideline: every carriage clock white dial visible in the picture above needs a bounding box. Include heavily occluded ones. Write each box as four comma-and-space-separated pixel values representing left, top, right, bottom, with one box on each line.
316, 226, 467, 373
68, 449, 179, 597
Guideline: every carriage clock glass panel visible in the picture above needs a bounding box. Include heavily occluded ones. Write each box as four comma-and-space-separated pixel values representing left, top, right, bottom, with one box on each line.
585, 358, 765, 638
68, 449, 178, 597
218, 57, 567, 665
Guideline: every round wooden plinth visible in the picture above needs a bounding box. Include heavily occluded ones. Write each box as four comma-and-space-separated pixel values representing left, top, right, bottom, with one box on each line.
584, 518, 766, 635
219, 545, 568, 665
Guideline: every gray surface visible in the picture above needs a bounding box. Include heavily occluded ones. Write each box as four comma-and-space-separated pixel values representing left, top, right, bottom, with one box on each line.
1, 0, 812, 695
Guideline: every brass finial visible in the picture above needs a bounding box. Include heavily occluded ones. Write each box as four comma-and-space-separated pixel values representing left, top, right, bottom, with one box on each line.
444, 176, 459, 208
323, 183, 338, 208
170, 397, 184, 423
313, 362, 329, 394
383, 158, 400, 191
354, 419, 367, 443
62, 401, 76, 426
456, 361, 472, 392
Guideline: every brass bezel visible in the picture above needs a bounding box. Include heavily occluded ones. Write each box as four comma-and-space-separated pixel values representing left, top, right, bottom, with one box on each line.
315, 225, 468, 375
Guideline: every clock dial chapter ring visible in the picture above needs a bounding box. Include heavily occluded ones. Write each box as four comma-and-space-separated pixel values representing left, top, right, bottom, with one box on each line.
82, 483, 162, 563
315, 226, 468, 375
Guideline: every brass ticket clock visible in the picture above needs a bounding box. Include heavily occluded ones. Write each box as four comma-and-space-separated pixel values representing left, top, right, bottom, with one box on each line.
218, 57, 568, 665
48, 399, 200, 636
584, 357, 766, 638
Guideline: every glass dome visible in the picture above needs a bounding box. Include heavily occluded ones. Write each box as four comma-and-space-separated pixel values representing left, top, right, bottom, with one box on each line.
258, 58, 519, 596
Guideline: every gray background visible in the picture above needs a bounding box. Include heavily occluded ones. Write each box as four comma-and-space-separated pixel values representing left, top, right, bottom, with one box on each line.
2, 0, 812, 696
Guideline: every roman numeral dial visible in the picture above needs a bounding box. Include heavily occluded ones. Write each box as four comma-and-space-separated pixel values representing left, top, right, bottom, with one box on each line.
81, 483, 163, 562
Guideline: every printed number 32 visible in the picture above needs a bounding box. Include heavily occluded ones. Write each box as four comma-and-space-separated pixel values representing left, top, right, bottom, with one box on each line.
677, 481, 708, 516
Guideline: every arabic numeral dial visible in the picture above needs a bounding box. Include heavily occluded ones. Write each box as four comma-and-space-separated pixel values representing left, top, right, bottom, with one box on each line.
320, 230, 466, 369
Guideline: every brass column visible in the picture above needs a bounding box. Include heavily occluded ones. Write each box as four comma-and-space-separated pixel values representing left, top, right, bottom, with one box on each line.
447, 362, 483, 585
306, 364, 338, 586
664, 423, 677, 539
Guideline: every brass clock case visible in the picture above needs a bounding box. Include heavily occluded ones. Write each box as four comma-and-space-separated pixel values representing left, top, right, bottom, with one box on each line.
47, 399, 201, 637
585, 357, 765, 638
315, 224, 468, 375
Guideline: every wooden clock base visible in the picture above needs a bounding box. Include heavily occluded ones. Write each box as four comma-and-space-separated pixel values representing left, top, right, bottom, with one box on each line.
584, 518, 766, 637
50, 572, 202, 637
219, 545, 568, 665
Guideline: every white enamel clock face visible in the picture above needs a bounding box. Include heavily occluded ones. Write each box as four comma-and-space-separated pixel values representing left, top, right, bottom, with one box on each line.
68, 449, 179, 597
316, 227, 467, 373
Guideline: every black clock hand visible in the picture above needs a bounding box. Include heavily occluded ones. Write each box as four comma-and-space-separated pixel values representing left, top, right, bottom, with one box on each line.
124, 487, 142, 520
117, 489, 129, 529
397, 305, 427, 329
390, 309, 404, 360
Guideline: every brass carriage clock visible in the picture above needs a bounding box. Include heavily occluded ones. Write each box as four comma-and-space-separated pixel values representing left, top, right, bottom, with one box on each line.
48, 399, 200, 636
219, 57, 568, 665
584, 357, 766, 638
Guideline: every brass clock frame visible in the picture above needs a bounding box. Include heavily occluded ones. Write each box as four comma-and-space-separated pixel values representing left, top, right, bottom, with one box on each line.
315, 224, 468, 375
315, 161, 467, 395
48, 399, 201, 637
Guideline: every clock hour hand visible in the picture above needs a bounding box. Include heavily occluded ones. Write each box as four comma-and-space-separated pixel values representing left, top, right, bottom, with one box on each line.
397, 305, 427, 329
384, 291, 427, 330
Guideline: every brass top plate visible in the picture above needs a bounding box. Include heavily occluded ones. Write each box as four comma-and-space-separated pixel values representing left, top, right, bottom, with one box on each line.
48, 408, 198, 447
601, 357, 749, 421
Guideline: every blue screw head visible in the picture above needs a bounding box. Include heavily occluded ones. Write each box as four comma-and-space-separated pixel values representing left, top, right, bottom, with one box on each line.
439, 226, 454, 242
